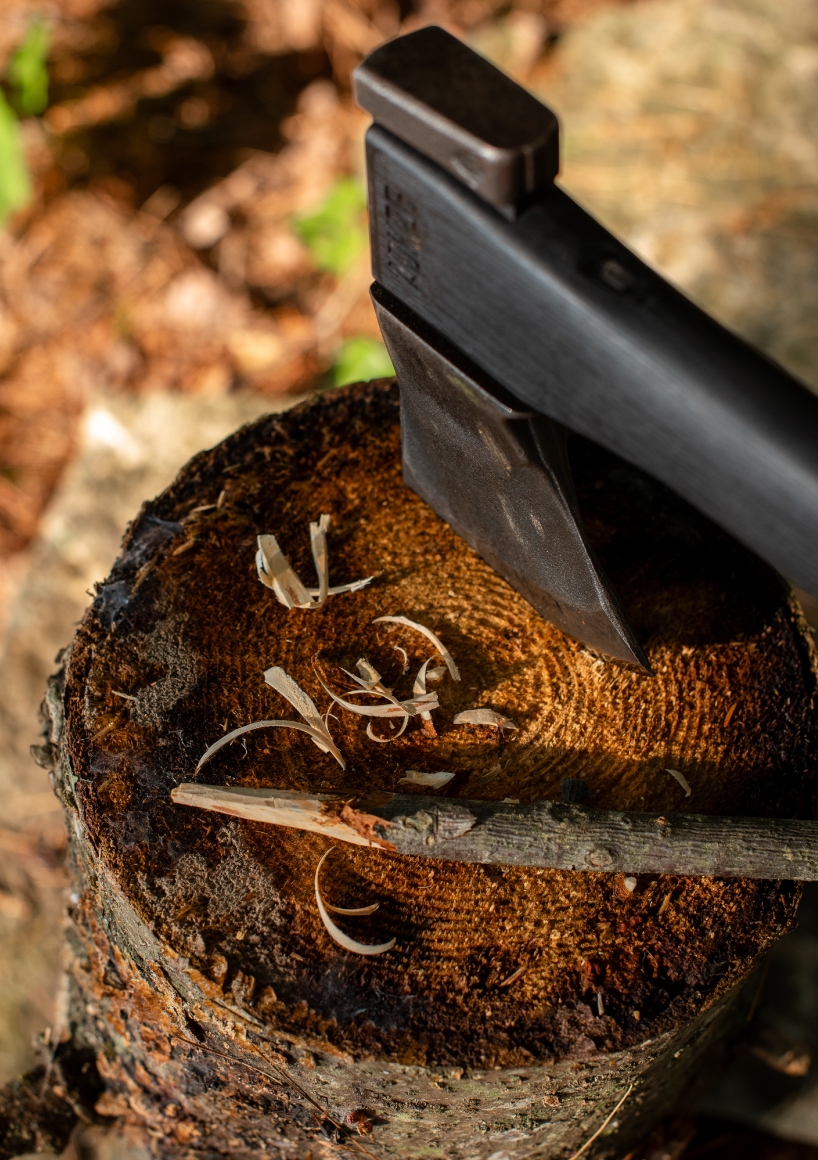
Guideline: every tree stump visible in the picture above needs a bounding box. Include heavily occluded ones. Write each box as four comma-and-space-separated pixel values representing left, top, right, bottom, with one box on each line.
41, 379, 817, 1159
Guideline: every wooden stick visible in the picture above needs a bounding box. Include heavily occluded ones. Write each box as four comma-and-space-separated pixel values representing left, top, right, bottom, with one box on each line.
171, 783, 818, 880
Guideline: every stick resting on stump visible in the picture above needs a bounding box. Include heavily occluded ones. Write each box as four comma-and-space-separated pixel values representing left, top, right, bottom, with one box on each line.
172, 783, 818, 880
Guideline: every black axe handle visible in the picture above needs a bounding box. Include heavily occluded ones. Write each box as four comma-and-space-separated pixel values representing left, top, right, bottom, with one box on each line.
354, 27, 818, 601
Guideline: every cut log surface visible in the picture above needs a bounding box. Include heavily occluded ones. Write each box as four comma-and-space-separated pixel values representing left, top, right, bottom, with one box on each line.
51, 379, 818, 1159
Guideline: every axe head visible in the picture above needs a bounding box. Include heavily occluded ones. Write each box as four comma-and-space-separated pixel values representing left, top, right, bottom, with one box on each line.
371, 283, 650, 671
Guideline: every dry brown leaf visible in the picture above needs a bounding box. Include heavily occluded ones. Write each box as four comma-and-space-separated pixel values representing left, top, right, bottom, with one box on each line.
373, 615, 460, 681
315, 849, 395, 957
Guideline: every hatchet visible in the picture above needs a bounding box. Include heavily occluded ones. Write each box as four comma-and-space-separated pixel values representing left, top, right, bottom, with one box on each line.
352, 25, 818, 671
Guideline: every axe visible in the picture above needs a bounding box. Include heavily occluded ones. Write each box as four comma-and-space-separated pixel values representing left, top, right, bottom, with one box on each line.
353, 25, 818, 672
174, 28, 818, 880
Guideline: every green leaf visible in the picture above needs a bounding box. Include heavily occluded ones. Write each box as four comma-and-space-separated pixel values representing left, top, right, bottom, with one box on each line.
7, 19, 50, 116
294, 177, 368, 276
0, 92, 31, 225
332, 337, 394, 387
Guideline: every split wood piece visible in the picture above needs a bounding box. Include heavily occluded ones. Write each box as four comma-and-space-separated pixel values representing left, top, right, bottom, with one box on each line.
53, 379, 817, 1160
172, 784, 818, 880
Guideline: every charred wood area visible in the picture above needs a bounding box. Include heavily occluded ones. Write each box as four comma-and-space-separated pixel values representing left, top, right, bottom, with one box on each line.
25, 378, 818, 1158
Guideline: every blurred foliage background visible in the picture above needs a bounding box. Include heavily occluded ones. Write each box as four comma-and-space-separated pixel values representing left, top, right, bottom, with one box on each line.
0, 0, 817, 1103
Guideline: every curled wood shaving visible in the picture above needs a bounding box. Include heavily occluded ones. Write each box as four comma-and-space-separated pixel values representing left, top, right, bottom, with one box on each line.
453, 708, 518, 730
393, 646, 409, 674
340, 660, 394, 701
263, 666, 344, 767
315, 849, 395, 956
366, 717, 409, 743
399, 771, 455, 789
413, 659, 436, 732
264, 666, 323, 731
665, 768, 692, 797
309, 514, 330, 607
315, 673, 438, 718
256, 517, 372, 609
196, 719, 345, 772
326, 901, 379, 916
356, 658, 382, 687
256, 534, 311, 609
373, 616, 460, 681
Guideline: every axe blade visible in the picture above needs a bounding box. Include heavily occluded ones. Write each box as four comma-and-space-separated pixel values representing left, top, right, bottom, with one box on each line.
372, 283, 651, 672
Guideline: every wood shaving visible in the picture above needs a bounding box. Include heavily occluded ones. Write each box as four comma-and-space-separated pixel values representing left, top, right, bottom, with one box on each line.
264, 666, 323, 731
326, 901, 379, 916
399, 771, 455, 789
373, 615, 460, 681
413, 658, 436, 733
256, 516, 372, 609
392, 646, 409, 673
355, 658, 382, 687
315, 673, 438, 718
425, 666, 446, 682
256, 533, 311, 609
315, 849, 395, 956
665, 768, 692, 797
309, 513, 330, 607
366, 717, 409, 743
264, 666, 344, 766
196, 719, 345, 772
453, 708, 518, 730
499, 965, 526, 987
